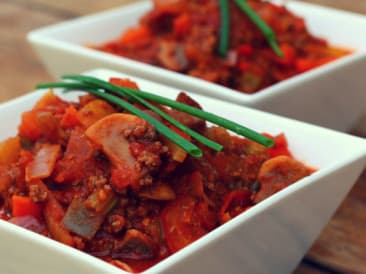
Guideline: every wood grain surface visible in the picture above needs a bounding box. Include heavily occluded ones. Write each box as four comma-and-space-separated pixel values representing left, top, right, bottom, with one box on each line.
1, 1, 365, 273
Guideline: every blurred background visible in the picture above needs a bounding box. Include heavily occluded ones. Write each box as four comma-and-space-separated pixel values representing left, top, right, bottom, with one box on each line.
1, 0, 365, 273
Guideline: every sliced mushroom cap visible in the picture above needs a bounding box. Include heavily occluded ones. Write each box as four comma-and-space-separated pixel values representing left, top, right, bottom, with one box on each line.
254, 155, 310, 203
86, 114, 146, 168
86, 114, 158, 192
113, 229, 156, 260
139, 183, 176, 200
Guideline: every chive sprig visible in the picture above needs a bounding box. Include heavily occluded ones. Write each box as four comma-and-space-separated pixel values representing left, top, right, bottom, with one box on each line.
62, 75, 223, 152
81, 88, 203, 157
218, 0, 283, 57
36, 75, 274, 157
218, 0, 230, 57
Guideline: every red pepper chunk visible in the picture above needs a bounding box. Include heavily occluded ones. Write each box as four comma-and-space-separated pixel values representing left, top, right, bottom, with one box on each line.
276, 44, 296, 66
219, 189, 252, 224
173, 13, 191, 37
263, 133, 292, 158
18, 111, 42, 141
119, 26, 151, 45
61, 105, 81, 128
161, 195, 214, 253
109, 77, 140, 90
29, 179, 75, 246
12, 195, 42, 219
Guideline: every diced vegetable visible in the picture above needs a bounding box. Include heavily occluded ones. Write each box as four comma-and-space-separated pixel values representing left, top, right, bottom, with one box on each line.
78, 99, 116, 128
0, 136, 21, 165
54, 129, 96, 184
157, 41, 188, 71
219, 189, 251, 223
18, 111, 42, 141
34, 91, 67, 111
31, 180, 74, 246
254, 155, 310, 203
8, 215, 45, 233
139, 183, 176, 200
113, 229, 155, 260
18, 110, 62, 142
161, 195, 214, 253
119, 26, 151, 45
175, 171, 208, 202
173, 13, 191, 37
12, 195, 42, 219
109, 78, 139, 89
205, 126, 232, 148
86, 114, 144, 167
60, 105, 81, 128
162, 125, 190, 163
109, 260, 134, 273
0, 166, 11, 195
25, 144, 61, 182
63, 188, 118, 240
36, 111, 62, 142
86, 114, 147, 190
263, 133, 292, 158
276, 44, 296, 66
18, 91, 66, 142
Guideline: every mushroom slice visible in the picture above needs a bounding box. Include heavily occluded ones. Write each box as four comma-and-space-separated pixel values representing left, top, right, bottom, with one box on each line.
86, 114, 148, 191
254, 155, 310, 203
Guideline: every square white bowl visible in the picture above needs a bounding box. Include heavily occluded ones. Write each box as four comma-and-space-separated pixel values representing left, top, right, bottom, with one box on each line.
1, 68, 365, 274
27, 1, 366, 132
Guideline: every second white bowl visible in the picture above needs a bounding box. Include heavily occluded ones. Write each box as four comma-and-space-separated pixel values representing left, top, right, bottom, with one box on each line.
27, 1, 366, 132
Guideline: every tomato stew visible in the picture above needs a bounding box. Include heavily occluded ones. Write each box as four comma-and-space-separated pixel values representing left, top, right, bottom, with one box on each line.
0, 78, 312, 272
94, 0, 350, 94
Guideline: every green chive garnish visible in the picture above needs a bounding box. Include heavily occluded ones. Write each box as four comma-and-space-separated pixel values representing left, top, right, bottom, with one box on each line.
218, 0, 230, 57
78, 88, 203, 158
61, 75, 223, 152
233, 0, 283, 57
36, 75, 275, 154
61, 75, 274, 147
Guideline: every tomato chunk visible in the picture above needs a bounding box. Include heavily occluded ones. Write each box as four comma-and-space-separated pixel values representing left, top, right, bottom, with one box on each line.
12, 195, 42, 219
219, 189, 252, 224
161, 195, 214, 253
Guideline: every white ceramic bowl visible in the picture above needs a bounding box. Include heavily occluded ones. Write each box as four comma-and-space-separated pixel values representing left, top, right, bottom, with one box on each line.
27, 1, 366, 132
1, 68, 365, 274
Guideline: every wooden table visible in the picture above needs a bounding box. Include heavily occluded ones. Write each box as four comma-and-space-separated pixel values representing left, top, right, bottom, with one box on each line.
1, 0, 365, 273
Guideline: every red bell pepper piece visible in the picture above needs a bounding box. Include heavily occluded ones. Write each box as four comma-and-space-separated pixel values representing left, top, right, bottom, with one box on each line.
219, 189, 252, 224
12, 195, 42, 219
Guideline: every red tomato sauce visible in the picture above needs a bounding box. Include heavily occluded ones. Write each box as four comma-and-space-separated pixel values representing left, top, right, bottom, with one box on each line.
94, 0, 350, 94
0, 79, 313, 272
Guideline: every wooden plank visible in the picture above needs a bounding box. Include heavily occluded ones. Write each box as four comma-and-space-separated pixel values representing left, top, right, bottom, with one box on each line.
293, 261, 333, 274
305, 170, 366, 274
300, 0, 366, 14
0, 1, 60, 102
10, 0, 139, 15
0, 0, 140, 103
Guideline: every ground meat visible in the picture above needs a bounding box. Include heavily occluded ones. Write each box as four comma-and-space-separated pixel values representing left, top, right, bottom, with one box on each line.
73, 236, 86, 250
87, 175, 108, 191
158, 40, 189, 71
29, 184, 48, 202
106, 214, 126, 234
136, 151, 162, 173
123, 120, 156, 142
